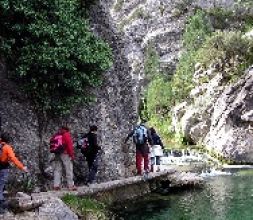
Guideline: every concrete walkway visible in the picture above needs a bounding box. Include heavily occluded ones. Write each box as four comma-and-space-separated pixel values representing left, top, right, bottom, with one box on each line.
37, 169, 176, 197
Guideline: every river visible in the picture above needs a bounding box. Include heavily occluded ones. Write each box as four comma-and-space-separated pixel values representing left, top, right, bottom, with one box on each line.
113, 171, 253, 220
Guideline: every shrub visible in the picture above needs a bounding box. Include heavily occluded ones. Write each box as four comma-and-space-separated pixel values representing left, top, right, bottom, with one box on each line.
63, 194, 107, 218
195, 31, 253, 80
0, 0, 113, 116
171, 51, 196, 102
172, 10, 212, 102
207, 7, 234, 30
145, 76, 174, 117
183, 9, 212, 51
206, 7, 253, 32
144, 44, 160, 79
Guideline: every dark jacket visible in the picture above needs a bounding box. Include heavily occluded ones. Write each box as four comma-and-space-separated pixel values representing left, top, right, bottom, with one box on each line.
151, 133, 164, 149
85, 132, 100, 158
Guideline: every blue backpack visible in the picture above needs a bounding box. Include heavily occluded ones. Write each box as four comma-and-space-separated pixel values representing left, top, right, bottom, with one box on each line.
133, 125, 148, 145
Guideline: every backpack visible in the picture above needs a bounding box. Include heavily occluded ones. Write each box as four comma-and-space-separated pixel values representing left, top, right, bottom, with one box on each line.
50, 134, 65, 154
76, 133, 90, 154
133, 125, 148, 145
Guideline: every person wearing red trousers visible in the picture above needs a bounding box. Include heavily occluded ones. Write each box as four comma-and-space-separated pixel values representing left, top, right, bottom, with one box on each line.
124, 120, 153, 175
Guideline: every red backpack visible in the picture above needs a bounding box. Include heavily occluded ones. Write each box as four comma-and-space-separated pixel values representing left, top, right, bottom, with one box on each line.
50, 133, 65, 154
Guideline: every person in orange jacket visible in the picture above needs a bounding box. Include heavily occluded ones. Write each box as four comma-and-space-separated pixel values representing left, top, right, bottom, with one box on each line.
0, 132, 28, 214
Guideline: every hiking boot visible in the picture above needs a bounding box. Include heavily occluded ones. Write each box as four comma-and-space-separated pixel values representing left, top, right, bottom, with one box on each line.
143, 170, 149, 181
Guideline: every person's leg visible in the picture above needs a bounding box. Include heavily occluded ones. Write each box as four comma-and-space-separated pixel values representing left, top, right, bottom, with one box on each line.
0, 169, 9, 213
86, 157, 92, 171
143, 153, 149, 172
136, 151, 142, 175
53, 155, 62, 189
85, 156, 92, 184
150, 156, 155, 172
61, 154, 74, 188
88, 154, 98, 184
156, 156, 161, 171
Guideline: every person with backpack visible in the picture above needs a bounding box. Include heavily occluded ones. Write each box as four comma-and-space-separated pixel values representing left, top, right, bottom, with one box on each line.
150, 127, 164, 172
79, 125, 101, 185
124, 120, 153, 176
51, 126, 76, 191
0, 132, 28, 214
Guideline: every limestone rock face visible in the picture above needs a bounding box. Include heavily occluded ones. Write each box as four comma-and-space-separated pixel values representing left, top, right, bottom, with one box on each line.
205, 68, 253, 161
172, 64, 253, 162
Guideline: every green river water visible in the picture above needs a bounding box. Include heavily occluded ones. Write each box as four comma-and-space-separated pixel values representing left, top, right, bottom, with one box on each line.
114, 172, 253, 220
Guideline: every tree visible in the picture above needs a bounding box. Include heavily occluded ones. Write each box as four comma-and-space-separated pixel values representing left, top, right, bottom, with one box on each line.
0, 0, 113, 115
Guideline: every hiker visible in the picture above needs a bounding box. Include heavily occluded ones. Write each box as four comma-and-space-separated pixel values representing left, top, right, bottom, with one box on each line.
0, 132, 28, 214
124, 120, 153, 176
150, 127, 164, 172
79, 125, 101, 185
51, 126, 76, 191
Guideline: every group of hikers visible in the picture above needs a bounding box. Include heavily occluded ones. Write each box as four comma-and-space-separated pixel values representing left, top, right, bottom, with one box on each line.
49, 125, 100, 191
125, 119, 164, 176
0, 120, 164, 214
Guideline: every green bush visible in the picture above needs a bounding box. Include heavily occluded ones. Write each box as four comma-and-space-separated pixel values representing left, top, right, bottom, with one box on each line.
63, 194, 107, 218
207, 7, 234, 30
144, 45, 160, 79
145, 76, 174, 117
171, 51, 196, 102
172, 10, 212, 102
206, 7, 253, 32
0, 0, 113, 116
195, 31, 253, 79
183, 9, 212, 51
